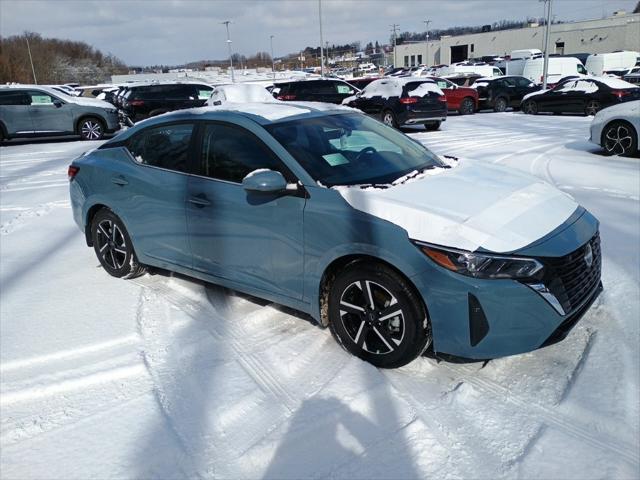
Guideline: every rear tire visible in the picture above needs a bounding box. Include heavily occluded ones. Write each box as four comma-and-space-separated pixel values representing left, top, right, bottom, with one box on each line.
78, 117, 105, 140
425, 121, 441, 131
602, 121, 638, 157
91, 209, 146, 279
328, 262, 431, 369
523, 100, 538, 115
585, 100, 601, 116
458, 97, 475, 115
381, 109, 398, 128
493, 97, 508, 112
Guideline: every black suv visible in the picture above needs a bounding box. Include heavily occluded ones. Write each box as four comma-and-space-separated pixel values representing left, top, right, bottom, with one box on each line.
345, 78, 447, 130
272, 79, 358, 104
121, 83, 213, 122
473, 76, 541, 112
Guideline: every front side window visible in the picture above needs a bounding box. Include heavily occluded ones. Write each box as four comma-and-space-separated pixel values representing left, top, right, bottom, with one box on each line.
127, 123, 194, 172
28, 91, 55, 105
515, 77, 532, 87
200, 123, 284, 183
266, 113, 445, 187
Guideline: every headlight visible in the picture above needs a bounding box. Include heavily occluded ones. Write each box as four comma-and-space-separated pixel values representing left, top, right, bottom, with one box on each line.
416, 243, 543, 280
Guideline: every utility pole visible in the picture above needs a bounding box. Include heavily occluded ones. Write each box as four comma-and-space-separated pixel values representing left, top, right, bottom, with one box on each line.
221, 21, 235, 83
26, 36, 37, 84
390, 24, 400, 68
318, 0, 325, 77
270, 35, 275, 80
541, 0, 553, 89
423, 20, 431, 66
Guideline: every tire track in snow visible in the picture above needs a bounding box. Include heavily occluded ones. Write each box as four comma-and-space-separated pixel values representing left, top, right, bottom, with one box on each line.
441, 360, 639, 466
0, 200, 70, 235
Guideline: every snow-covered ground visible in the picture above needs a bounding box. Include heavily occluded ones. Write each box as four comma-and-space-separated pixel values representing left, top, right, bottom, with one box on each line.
1, 112, 638, 479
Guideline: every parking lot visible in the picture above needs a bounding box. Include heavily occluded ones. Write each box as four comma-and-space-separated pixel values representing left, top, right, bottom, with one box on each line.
1, 112, 639, 479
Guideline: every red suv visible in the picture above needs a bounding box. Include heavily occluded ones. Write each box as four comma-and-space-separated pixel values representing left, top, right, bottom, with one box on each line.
426, 77, 478, 114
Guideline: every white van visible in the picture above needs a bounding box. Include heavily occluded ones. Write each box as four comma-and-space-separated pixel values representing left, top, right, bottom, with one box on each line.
510, 49, 542, 60
521, 57, 587, 84
436, 64, 503, 78
585, 51, 640, 76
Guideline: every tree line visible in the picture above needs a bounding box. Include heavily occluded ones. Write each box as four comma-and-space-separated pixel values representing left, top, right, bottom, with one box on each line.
0, 32, 127, 85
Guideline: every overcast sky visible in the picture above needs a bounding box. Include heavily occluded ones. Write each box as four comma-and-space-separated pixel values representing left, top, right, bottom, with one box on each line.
1, 0, 637, 65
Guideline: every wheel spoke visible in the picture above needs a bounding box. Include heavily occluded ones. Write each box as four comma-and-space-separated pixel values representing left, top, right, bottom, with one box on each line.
378, 308, 402, 322
340, 300, 365, 315
99, 242, 109, 253
372, 326, 395, 352
113, 247, 127, 254
353, 321, 370, 347
364, 280, 376, 309
98, 223, 110, 239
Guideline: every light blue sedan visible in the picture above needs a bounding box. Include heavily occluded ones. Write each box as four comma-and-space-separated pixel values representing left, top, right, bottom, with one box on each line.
69, 103, 602, 368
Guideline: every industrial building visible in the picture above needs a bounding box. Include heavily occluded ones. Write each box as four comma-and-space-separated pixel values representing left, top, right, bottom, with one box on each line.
394, 12, 640, 67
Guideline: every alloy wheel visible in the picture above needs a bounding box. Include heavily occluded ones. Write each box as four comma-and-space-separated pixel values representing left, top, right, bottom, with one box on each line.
81, 120, 103, 140
96, 219, 127, 270
383, 112, 395, 127
339, 280, 406, 355
524, 101, 538, 115
460, 98, 474, 115
585, 100, 600, 116
494, 97, 508, 112
604, 124, 634, 156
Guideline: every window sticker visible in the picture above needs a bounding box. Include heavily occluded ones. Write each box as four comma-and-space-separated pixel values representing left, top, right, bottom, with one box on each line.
198, 90, 212, 99
322, 153, 350, 166
31, 95, 53, 105
336, 85, 352, 94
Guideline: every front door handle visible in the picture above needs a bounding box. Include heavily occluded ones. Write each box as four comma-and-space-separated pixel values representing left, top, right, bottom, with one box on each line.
188, 195, 211, 207
111, 176, 128, 186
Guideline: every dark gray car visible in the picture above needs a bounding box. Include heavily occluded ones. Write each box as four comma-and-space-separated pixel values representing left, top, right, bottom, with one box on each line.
0, 86, 120, 141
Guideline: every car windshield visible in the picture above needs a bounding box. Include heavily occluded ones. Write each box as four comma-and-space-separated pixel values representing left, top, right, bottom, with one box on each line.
266, 113, 445, 187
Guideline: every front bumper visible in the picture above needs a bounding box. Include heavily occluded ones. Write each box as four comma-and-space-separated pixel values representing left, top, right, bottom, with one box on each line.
409, 212, 601, 360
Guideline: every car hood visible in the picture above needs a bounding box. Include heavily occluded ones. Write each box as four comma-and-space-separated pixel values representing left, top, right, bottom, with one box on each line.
335, 159, 579, 253
66, 96, 115, 109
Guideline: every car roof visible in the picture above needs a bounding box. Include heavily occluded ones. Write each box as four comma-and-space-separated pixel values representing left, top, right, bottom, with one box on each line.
124, 101, 357, 129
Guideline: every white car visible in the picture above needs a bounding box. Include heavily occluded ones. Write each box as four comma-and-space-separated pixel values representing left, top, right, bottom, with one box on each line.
590, 100, 639, 157
207, 83, 277, 105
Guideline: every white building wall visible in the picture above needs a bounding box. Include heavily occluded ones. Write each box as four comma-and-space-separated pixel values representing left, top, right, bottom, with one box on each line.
394, 13, 640, 67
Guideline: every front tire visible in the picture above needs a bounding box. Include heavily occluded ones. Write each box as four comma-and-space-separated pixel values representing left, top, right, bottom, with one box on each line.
602, 121, 638, 157
523, 100, 538, 115
78, 117, 105, 140
425, 121, 441, 131
91, 209, 146, 279
328, 262, 431, 369
458, 97, 475, 115
493, 97, 508, 112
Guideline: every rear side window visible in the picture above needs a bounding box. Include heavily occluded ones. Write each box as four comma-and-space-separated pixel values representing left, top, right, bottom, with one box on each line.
126, 123, 194, 172
0, 91, 29, 105
27, 91, 56, 105
199, 123, 284, 183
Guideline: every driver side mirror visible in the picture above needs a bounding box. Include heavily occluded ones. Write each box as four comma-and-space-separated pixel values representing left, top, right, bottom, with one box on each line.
53, 99, 64, 108
242, 169, 288, 193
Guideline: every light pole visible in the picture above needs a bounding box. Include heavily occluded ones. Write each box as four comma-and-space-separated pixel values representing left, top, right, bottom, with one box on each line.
318, 0, 325, 77
541, 0, 553, 89
423, 20, 431, 66
221, 20, 235, 83
270, 35, 275, 80
25, 36, 37, 84
390, 24, 399, 68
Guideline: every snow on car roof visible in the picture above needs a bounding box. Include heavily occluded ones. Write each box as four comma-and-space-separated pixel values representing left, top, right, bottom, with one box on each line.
361, 78, 442, 99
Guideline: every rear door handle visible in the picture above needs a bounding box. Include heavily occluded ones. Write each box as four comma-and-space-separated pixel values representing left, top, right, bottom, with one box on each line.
111, 176, 128, 186
188, 195, 211, 207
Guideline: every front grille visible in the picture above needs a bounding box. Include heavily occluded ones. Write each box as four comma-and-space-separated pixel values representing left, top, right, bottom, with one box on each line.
542, 233, 602, 314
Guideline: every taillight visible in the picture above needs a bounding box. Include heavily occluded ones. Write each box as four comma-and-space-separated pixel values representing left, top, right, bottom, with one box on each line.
399, 97, 419, 104
129, 100, 145, 106
437, 95, 447, 102
611, 90, 630, 98
277, 94, 296, 100
68, 165, 80, 181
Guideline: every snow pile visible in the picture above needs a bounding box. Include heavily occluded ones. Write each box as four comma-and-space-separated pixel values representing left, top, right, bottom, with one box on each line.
358, 78, 443, 99
206, 84, 277, 105
408, 82, 444, 97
